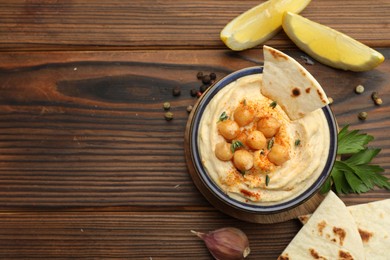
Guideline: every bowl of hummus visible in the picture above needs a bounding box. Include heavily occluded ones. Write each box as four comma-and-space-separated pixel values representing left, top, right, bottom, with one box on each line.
185, 46, 337, 223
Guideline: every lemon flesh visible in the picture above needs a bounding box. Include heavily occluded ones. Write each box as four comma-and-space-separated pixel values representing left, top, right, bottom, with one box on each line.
220, 0, 311, 51
282, 12, 385, 71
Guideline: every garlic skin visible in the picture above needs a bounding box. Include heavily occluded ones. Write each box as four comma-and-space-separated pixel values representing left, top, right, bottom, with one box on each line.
191, 227, 251, 260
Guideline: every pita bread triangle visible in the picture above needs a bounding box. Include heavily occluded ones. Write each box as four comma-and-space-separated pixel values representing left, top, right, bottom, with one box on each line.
262, 45, 329, 120
299, 198, 390, 260
278, 191, 365, 260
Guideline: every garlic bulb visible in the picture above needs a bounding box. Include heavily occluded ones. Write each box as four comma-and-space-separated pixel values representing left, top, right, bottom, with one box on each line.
191, 227, 250, 260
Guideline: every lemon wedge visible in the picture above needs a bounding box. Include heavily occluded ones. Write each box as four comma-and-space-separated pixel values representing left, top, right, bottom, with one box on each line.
220, 0, 311, 51
282, 12, 385, 71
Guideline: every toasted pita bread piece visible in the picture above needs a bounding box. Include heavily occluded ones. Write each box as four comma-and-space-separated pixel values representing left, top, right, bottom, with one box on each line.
299, 199, 390, 260
262, 45, 329, 120
278, 191, 365, 260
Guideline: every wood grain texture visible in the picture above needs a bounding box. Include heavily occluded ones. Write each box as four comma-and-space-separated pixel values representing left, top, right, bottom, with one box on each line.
0, 0, 389, 51
0, 49, 389, 258
0, 210, 301, 259
0, 0, 389, 258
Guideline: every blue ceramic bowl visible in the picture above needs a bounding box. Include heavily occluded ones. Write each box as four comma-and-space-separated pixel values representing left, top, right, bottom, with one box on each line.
185, 66, 337, 222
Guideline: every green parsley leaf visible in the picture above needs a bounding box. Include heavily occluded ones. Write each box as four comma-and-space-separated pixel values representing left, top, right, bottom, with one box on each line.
267, 137, 275, 150
337, 125, 374, 154
231, 140, 244, 153
265, 175, 270, 186
344, 148, 380, 166
322, 125, 390, 194
269, 101, 277, 109
218, 111, 228, 122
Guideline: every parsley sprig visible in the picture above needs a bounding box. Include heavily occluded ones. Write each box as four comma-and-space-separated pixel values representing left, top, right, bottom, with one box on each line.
321, 125, 390, 194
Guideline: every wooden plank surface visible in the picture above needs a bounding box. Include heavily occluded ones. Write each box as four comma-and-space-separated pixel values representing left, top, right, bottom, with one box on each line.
0, 0, 389, 258
0, 49, 389, 259
0, 0, 389, 51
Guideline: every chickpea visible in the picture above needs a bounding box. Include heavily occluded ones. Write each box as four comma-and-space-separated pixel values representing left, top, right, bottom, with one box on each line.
233, 150, 254, 172
235, 132, 248, 147
217, 119, 240, 140
257, 117, 281, 138
267, 143, 290, 166
246, 130, 266, 150
215, 142, 233, 161
234, 106, 255, 126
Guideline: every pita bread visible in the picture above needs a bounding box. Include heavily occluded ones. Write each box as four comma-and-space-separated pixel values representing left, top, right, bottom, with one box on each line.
299, 199, 390, 260
278, 191, 365, 260
262, 45, 329, 120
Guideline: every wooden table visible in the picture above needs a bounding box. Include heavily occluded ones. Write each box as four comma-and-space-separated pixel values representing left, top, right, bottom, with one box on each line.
0, 1, 389, 258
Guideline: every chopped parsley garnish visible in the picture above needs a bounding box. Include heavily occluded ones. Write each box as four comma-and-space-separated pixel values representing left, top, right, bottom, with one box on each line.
321, 125, 390, 194
267, 137, 275, 150
295, 139, 301, 146
231, 140, 244, 153
270, 101, 277, 109
265, 175, 270, 186
218, 111, 228, 122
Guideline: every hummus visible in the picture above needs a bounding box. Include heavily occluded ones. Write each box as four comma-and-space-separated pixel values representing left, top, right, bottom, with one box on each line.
198, 74, 330, 205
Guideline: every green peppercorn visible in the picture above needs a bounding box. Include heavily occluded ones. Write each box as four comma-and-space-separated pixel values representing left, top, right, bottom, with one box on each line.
164, 112, 174, 121
358, 111, 367, 120
374, 98, 383, 106
163, 102, 171, 110
355, 84, 365, 94
371, 91, 379, 100
172, 86, 181, 96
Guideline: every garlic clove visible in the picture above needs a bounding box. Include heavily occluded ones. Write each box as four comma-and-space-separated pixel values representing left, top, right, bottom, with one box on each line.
191, 227, 250, 260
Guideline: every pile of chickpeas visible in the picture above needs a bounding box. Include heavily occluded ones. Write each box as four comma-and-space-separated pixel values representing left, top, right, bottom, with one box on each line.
215, 102, 290, 173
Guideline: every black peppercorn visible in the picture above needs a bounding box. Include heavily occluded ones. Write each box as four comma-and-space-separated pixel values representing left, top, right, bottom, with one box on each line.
172, 86, 181, 96
209, 72, 216, 80
202, 75, 211, 85
200, 85, 209, 93
196, 71, 204, 80
190, 88, 198, 97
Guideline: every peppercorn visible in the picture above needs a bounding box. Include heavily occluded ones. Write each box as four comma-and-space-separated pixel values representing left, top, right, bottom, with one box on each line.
328, 97, 334, 105
358, 111, 367, 120
374, 98, 383, 106
202, 75, 211, 85
355, 84, 365, 94
164, 112, 174, 121
163, 102, 171, 110
196, 91, 202, 98
172, 86, 181, 96
196, 71, 204, 80
200, 85, 209, 93
371, 91, 379, 100
186, 105, 193, 113
190, 88, 198, 97
209, 72, 217, 80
